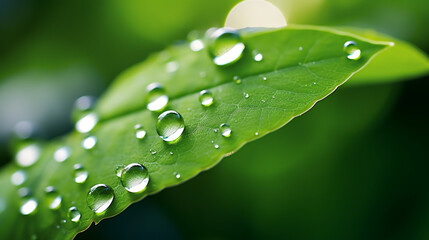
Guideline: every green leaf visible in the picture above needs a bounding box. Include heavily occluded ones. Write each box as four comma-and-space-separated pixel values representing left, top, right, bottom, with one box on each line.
0, 25, 389, 239
340, 27, 429, 85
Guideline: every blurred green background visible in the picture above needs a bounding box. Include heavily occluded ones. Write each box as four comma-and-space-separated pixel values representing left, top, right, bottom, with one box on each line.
1, 0, 428, 239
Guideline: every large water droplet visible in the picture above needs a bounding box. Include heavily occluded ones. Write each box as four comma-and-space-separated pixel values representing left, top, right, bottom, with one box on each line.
146, 83, 169, 112
73, 164, 88, 184
54, 146, 71, 163
68, 207, 81, 223
208, 28, 245, 66
190, 39, 204, 52
156, 110, 185, 143
199, 90, 214, 107
220, 123, 232, 137
11, 170, 26, 186
16, 144, 41, 167
119, 163, 149, 193
45, 186, 62, 210
87, 184, 114, 214
20, 198, 38, 215
344, 41, 361, 60
75, 113, 98, 133
82, 136, 97, 150
134, 124, 146, 139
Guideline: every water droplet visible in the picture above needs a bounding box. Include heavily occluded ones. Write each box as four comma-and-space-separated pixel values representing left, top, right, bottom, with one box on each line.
82, 136, 97, 150
214, 128, 218, 133
16, 144, 41, 167
68, 207, 81, 222
262, 76, 267, 81
220, 123, 231, 138
20, 198, 38, 215
166, 61, 179, 73
255, 132, 259, 136
233, 76, 242, 84
75, 113, 98, 133
174, 172, 181, 179
298, 46, 303, 51
208, 28, 245, 66
146, 83, 169, 112
244, 93, 249, 98
150, 149, 157, 155
73, 164, 88, 184
45, 186, 62, 210
115, 165, 124, 177
11, 170, 26, 186
344, 41, 361, 60
18, 187, 31, 197
13, 120, 35, 139
74, 96, 96, 112
261, 99, 266, 103
170, 151, 174, 155
119, 163, 149, 193
134, 124, 146, 139
87, 184, 114, 214
54, 146, 71, 163
190, 39, 204, 52
199, 90, 214, 107
253, 51, 263, 62
156, 110, 185, 143
214, 144, 220, 149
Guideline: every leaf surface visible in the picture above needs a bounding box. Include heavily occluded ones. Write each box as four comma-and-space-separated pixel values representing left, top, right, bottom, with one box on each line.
0, 25, 389, 239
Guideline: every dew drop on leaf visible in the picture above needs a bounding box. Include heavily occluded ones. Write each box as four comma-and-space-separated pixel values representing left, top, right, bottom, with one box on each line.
82, 136, 97, 150
87, 184, 114, 214
253, 50, 263, 62
18, 187, 31, 197
20, 198, 38, 215
156, 110, 185, 143
75, 113, 98, 133
233, 76, 242, 84
199, 90, 214, 107
16, 144, 41, 167
134, 124, 146, 140
73, 164, 88, 184
54, 146, 71, 163
190, 39, 204, 52
244, 93, 249, 98
344, 41, 361, 60
74, 96, 96, 112
166, 61, 179, 73
13, 120, 35, 140
119, 163, 149, 193
45, 186, 62, 210
68, 207, 81, 223
11, 170, 26, 186
146, 83, 169, 112
220, 123, 232, 138
214, 144, 220, 149
174, 172, 181, 179
208, 28, 245, 66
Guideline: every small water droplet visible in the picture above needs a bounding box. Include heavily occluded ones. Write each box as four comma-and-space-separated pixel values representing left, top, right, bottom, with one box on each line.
20, 198, 38, 215
261, 99, 266, 103
54, 146, 71, 163
45, 186, 62, 210
146, 83, 169, 112
74, 96, 96, 112
220, 123, 231, 138
166, 61, 179, 73
134, 124, 146, 139
18, 187, 31, 197
199, 90, 214, 107
253, 50, 263, 62
75, 113, 98, 133
150, 149, 157, 155
119, 163, 149, 193
87, 184, 114, 214
214, 144, 219, 149
255, 132, 259, 136
13, 121, 35, 139
156, 110, 185, 143
174, 172, 181, 179
233, 76, 242, 84
190, 39, 204, 52
68, 207, 81, 222
214, 128, 218, 133
262, 76, 267, 81
16, 144, 41, 167
208, 28, 245, 66
170, 151, 174, 155
73, 164, 88, 184
298, 46, 303, 51
82, 136, 97, 150
244, 93, 249, 99
11, 170, 26, 186
56, 225, 60, 229
344, 41, 361, 60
